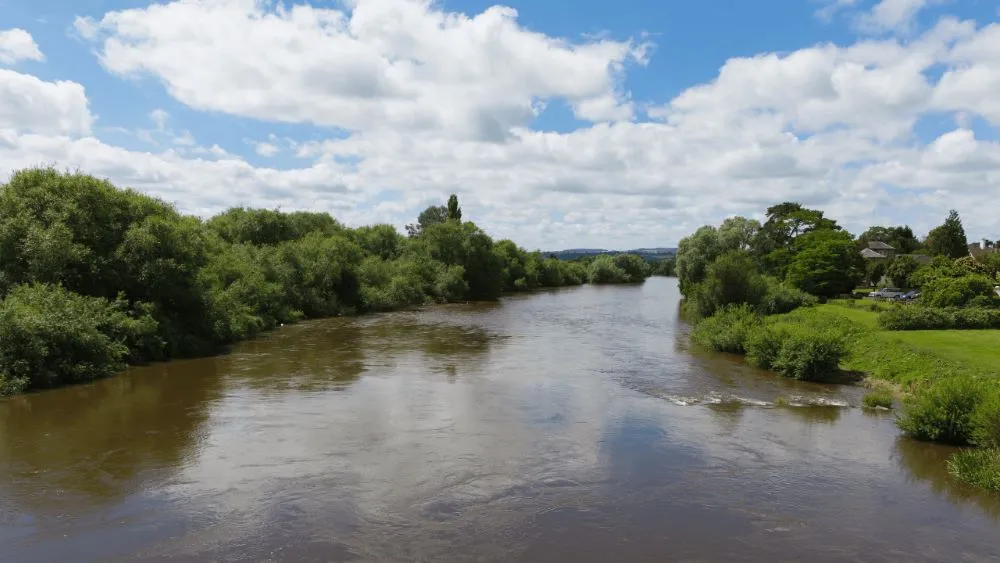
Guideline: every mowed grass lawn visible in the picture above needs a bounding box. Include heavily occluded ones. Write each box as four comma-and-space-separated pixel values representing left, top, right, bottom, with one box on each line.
808, 301, 1000, 382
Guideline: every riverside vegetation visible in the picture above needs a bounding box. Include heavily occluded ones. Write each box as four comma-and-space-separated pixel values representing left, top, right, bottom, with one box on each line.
677, 203, 1000, 493
0, 168, 664, 397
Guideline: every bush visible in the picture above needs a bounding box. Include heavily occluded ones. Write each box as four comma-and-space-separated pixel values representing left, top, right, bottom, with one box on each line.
947, 449, 1000, 493
862, 389, 894, 409
744, 324, 789, 370
921, 274, 996, 308
879, 306, 1000, 330
770, 330, 845, 381
898, 377, 987, 445
0, 284, 160, 394
759, 277, 817, 315
587, 255, 628, 284
691, 304, 761, 354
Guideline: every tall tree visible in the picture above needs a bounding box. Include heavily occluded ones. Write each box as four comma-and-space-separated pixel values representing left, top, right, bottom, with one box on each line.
447, 194, 462, 221
925, 210, 969, 259
718, 216, 760, 252
405, 204, 448, 237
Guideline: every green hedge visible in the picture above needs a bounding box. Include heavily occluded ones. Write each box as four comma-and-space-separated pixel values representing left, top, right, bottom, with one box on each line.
878, 306, 1000, 330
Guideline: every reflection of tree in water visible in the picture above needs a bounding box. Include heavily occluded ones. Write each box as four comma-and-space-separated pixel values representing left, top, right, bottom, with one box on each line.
782, 404, 842, 424
223, 316, 499, 393
893, 437, 1000, 520
0, 360, 223, 513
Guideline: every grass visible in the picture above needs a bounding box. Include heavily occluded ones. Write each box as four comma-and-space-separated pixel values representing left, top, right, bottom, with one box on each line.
948, 449, 1000, 493
863, 389, 894, 409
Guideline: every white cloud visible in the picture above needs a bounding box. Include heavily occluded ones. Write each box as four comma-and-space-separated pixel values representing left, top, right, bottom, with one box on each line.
0, 1, 997, 249
76, 0, 646, 142
0, 28, 44, 64
857, 0, 940, 34
0, 69, 92, 135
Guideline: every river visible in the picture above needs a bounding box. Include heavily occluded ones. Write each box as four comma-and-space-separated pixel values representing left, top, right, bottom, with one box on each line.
1, 277, 998, 562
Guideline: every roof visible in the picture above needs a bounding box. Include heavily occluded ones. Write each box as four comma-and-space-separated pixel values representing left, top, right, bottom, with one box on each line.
867, 241, 895, 250
861, 248, 887, 259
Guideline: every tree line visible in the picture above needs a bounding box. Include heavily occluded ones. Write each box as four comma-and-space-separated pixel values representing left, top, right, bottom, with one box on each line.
0, 168, 654, 395
676, 202, 998, 317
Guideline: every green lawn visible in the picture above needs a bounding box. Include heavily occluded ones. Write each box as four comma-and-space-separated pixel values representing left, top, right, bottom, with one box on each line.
892, 330, 1000, 371
774, 301, 1000, 388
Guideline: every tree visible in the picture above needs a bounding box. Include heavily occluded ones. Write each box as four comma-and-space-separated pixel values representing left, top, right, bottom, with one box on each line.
405, 204, 448, 237
718, 216, 760, 252
693, 251, 767, 317
857, 225, 920, 254
925, 210, 968, 259
676, 226, 721, 295
885, 256, 919, 288
447, 194, 462, 221
754, 202, 840, 278
785, 229, 863, 297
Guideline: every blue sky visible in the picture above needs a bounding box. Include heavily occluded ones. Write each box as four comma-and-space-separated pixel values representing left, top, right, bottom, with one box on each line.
1, 0, 998, 248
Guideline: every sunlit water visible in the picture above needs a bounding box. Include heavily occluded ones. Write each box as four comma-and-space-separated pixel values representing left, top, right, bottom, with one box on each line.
2, 277, 998, 562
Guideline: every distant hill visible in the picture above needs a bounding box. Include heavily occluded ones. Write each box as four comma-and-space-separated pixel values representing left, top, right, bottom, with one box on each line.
542, 247, 677, 261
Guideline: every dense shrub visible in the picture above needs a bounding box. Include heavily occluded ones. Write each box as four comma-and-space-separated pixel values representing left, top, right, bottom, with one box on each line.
898, 377, 988, 445
878, 306, 1000, 330
0, 284, 160, 394
744, 324, 789, 370
588, 255, 628, 284
971, 388, 1000, 449
770, 330, 845, 381
691, 304, 761, 354
760, 277, 817, 315
691, 251, 767, 317
920, 274, 997, 308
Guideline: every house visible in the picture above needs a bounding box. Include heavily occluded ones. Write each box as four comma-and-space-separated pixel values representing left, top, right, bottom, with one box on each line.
860, 241, 895, 261
969, 240, 999, 258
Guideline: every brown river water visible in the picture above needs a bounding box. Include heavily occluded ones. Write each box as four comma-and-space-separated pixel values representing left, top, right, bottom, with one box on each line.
2, 277, 999, 562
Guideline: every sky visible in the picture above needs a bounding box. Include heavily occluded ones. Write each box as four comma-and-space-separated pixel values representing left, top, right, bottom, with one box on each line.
0, 0, 999, 250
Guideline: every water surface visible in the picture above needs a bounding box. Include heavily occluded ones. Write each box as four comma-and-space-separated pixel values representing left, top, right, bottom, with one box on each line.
2, 277, 998, 561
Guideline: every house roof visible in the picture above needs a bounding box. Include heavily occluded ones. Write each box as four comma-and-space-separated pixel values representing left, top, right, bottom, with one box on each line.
861, 248, 887, 259
867, 241, 895, 250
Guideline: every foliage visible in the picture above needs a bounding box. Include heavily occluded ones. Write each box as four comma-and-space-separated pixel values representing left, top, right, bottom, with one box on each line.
0, 284, 160, 394
862, 390, 894, 409
690, 304, 761, 354
649, 257, 676, 276
947, 449, 1000, 493
925, 209, 969, 259
764, 328, 845, 381
691, 251, 767, 317
857, 225, 921, 254
920, 274, 997, 308
676, 225, 721, 295
785, 229, 863, 297
878, 306, 1000, 331
898, 377, 987, 445
0, 169, 635, 394
885, 255, 919, 288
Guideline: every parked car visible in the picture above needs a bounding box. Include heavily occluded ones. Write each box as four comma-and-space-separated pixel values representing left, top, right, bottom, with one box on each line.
870, 287, 905, 299
893, 290, 919, 301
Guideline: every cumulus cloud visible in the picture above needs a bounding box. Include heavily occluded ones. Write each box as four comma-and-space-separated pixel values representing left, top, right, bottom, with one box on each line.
0, 28, 44, 64
0, 1, 997, 249
857, 0, 939, 34
0, 69, 92, 135
76, 0, 646, 141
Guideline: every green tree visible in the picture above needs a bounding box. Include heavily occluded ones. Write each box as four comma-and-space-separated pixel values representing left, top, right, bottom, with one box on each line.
676, 226, 721, 295
785, 229, 863, 297
405, 204, 449, 237
693, 251, 767, 317
925, 210, 969, 259
447, 194, 462, 221
886, 255, 919, 288
718, 216, 760, 252
857, 225, 921, 254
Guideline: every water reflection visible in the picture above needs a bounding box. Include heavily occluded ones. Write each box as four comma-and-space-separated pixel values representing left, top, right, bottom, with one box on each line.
0, 360, 222, 513
893, 437, 1000, 519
